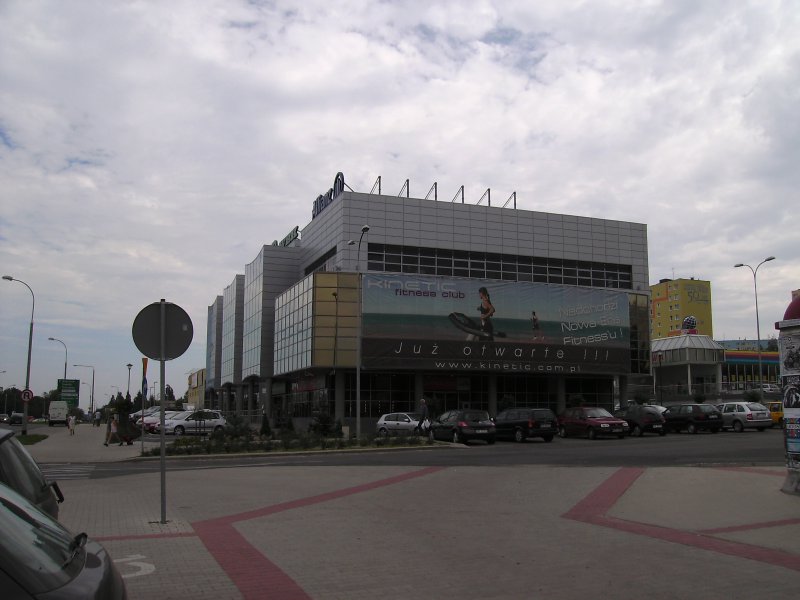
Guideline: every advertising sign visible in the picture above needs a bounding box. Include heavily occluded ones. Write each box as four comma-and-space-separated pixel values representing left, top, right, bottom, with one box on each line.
779, 331, 800, 469
58, 379, 80, 409
362, 275, 631, 374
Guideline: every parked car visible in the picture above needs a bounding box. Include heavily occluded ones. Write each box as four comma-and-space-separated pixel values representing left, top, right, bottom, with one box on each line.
428, 409, 496, 445
138, 410, 182, 433
662, 403, 722, 434
717, 401, 772, 432
494, 408, 557, 442
765, 401, 784, 428
0, 428, 63, 519
558, 407, 629, 439
0, 413, 8, 423
8, 412, 24, 425
761, 383, 781, 394
155, 410, 226, 436
614, 405, 666, 437
376, 412, 423, 436
0, 481, 127, 599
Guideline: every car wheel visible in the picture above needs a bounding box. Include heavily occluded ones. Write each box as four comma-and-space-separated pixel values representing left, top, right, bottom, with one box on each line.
174, 425, 185, 436
214, 425, 223, 433
543, 435, 554, 443
413, 426, 420, 435
428, 429, 435, 442
514, 429, 525, 443
687, 423, 697, 434
756, 427, 765, 432
487, 437, 496, 445
558, 426, 567, 438
453, 430, 462, 444
658, 430, 666, 436
632, 424, 643, 437
588, 428, 597, 440
378, 427, 389, 438
733, 420, 744, 433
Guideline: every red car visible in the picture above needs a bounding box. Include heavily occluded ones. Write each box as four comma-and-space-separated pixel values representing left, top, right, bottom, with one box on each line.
558, 406, 629, 439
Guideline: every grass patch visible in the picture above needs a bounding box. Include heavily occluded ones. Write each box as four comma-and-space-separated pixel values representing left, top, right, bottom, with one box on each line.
16, 434, 48, 445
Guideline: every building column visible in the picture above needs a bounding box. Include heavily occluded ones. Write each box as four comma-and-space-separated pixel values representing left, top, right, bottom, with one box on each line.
686, 364, 693, 396
618, 375, 628, 407
415, 373, 424, 401
716, 364, 723, 395
556, 377, 566, 413
334, 371, 345, 421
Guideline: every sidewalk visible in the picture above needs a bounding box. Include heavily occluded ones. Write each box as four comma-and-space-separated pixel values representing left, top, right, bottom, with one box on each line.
25, 422, 155, 463
23, 425, 800, 600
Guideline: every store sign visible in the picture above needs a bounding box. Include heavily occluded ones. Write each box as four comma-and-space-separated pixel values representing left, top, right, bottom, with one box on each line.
312, 172, 345, 219
272, 225, 300, 247
361, 274, 632, 374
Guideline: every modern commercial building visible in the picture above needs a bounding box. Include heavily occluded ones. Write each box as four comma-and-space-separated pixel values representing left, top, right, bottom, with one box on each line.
649, 278, 713, 339
185, 368, 205, 409
206, 173, 651, 431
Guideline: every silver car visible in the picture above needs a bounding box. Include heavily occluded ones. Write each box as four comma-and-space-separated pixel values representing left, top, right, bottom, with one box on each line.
156, 410, 226, 436
376, 412, 423, 436
717, 402, 772, 432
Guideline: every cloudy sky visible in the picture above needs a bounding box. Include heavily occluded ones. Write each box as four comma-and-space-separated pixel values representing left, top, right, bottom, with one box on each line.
1, 0, 798, 406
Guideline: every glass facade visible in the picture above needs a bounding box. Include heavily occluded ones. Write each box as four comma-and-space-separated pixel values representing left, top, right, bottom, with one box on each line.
221, 275, 244, 386
366, 243, 633, 289
274, 275, 313, 376
205, 296, 222, 391
243, 251, 265, 380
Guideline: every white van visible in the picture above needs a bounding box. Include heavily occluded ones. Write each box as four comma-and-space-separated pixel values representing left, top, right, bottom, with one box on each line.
47, 401, 69, 426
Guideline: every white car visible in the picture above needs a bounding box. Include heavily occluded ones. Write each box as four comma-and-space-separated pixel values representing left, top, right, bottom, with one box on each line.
156, 410, 226, 436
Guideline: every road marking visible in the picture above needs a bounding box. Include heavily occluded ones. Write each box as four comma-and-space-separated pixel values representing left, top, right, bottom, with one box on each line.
114, 554, 156, 578
39, 464, 95, 480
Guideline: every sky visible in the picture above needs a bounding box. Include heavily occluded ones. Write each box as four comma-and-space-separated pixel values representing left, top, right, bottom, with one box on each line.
1, 0, 799, 408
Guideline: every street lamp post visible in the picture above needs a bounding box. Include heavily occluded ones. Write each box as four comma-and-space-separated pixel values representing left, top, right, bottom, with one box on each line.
126, 363, 133, 398
734, 256, 776, 398
355, 225, 369, 439
3, 275, 35, 435
73, 364, 95, 415
48, 337, 68, 379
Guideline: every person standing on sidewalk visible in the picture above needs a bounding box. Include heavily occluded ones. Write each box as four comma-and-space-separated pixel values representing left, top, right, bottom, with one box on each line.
67, 414, 76, 436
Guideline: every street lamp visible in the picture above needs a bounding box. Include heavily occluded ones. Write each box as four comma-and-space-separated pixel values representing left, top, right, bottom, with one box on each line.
734, 256, 776, 398
3, 275, 35, 435
126, 363, 133, 397
73, 364, 95, 415
48, 337, 68, 379
355, 224, 369, 439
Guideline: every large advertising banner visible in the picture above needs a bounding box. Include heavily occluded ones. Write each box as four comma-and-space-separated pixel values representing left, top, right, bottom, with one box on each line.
778, 331, 800, 469
362, 274, 631, 374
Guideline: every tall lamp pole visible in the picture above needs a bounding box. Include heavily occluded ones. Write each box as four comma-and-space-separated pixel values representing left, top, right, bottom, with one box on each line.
48, 337, 68, 379
355, 224, 369, 439
734, 256, 775, 398
74, 364, 95, 415
126, 363, 133, 398
3, 275, 35, 435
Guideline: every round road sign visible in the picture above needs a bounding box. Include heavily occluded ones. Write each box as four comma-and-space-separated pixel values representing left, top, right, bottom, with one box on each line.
132, 300, 193, 361
22, 389, 33, 402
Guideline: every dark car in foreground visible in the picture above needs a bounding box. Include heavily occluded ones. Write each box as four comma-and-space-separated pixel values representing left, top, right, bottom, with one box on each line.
428, 409, 496, 445
494, 408, 557, 442
614, 405, 666, 437
0, 428, 63, 519
663, 403, 722, 434
0, 481, 127, 599
558, 407, 629, 439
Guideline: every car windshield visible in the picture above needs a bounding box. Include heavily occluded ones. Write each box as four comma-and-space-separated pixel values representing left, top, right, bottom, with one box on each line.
584, 408, 613, 418
462, 411, 490, 422
746, 403, 767, 411
169, 411, 193, 421
0, 484, 82, 593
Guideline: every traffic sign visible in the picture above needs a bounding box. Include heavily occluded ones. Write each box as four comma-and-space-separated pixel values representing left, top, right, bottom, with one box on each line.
21, 389, 33, 402
132, 300, 193, 361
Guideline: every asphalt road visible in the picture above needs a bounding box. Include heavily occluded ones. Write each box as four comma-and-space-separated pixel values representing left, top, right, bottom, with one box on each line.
70, 426, 787, 480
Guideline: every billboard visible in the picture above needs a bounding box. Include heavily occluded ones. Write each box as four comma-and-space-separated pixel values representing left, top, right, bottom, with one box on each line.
362, 275, 631, 374
779, 332, 800, 468
58, 379, 80, 409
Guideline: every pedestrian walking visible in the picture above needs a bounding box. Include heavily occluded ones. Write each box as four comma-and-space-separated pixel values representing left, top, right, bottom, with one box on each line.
94, 410, 102, 427
67, 414, 76, 436
418, 398, 430, 435
104, 416, 120, 446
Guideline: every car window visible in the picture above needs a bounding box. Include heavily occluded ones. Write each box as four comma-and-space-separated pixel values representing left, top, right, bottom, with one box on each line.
697, 405, 717, 413
0, 436, 49, 504
496, 411, 508, 420
0, 484, 82, 593
532, 409, 554, 420
462, 411, 489, 422
747, 403, 767, 411
584, 408, 613, 418
724, 405, 735, 413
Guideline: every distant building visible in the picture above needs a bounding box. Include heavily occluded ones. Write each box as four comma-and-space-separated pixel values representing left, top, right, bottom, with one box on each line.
649, 278, 713, 339
186, 369, 205, 409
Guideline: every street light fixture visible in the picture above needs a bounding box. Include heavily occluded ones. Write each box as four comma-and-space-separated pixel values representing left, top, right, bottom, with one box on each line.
73, 364, 95, 415
126, 363, 133, 398
734, 256, 776, 398
3, 275, 35, 435
355, 224, 369, 439
48, 337, 68, 379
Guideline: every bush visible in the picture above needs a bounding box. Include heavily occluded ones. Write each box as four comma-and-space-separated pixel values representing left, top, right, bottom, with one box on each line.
743, 390, 761, 402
